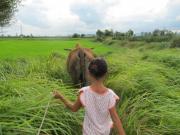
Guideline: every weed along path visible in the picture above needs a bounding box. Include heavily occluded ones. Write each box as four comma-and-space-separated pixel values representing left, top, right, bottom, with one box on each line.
0, 38, 179, 135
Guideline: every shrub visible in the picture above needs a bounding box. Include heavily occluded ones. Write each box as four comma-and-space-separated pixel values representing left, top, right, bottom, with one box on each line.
170, 37, 180, 48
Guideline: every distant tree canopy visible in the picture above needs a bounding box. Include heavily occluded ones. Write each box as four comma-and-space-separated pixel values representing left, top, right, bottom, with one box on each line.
138, 29, 175, 42
0, 0, 21, 27
96, 29, 134, 41
72, 33, 86, 38
126, 29, 134, 37
72, 33, 80, 38
96, 28, 177, 42
96, 29, 105, 41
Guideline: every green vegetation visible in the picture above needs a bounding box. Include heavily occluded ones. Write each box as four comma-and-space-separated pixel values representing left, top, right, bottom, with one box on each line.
0, 38, 179, 135
0, 56, 83, 135
96, 29, 178, 43
0, 38, 114, 59
0, 0, 21, 27
170, 37, 180, 48
106, 41, 180, 134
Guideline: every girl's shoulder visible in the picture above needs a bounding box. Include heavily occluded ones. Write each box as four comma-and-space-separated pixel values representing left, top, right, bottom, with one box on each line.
107, 88, 120, 100
78, 86, 89, 93
107, 88, 120, 109
79, 86, 120, 100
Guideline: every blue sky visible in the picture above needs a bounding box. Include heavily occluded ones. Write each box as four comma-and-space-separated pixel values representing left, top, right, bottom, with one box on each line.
3, 0, 180, 36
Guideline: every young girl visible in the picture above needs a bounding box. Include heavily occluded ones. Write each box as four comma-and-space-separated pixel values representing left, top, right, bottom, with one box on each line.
53, 58, 126, 135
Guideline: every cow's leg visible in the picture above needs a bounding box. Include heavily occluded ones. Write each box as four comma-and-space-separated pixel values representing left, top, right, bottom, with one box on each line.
71, 70, 81, 88
71, 73, 79, 87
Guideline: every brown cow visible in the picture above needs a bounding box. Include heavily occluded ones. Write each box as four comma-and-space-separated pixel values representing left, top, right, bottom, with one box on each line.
65, 44, 95, 87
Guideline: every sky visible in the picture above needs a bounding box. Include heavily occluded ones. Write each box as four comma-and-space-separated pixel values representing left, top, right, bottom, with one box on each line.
3, 0, 180, 36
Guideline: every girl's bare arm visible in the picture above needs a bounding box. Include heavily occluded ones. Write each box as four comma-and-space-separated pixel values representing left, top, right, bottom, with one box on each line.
53, 90, 82, 112
109, 106, 126, 135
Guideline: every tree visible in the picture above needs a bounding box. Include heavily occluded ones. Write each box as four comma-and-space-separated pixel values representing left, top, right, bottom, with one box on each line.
96, 29, 104, 41
72, 33, 80, 38
153, 29, 160, 36
165, 30, 173, 37
126, 29, 134, 37
80, 34, 85, 38
160, 30, 165, 36
0, 0, 21, 27
113, 31, 125, 40
96, 29, 104, 37
104, 29, 113, 37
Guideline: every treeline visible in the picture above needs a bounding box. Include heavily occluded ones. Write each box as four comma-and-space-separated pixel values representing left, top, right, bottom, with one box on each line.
71, 33, 94, 38
96, 29, 133, 41
96, 29, 179, 43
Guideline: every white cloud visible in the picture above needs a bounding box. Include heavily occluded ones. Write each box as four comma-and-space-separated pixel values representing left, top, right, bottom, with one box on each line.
176, 16, 180, 22
105, 0, 169, 23
4, 0, 180, 35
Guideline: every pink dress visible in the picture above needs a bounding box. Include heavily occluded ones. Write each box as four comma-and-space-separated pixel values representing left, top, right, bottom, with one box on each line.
79, 86, 120, 135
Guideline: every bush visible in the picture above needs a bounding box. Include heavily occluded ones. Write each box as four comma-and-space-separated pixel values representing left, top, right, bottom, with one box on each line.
170, 37, 180, 48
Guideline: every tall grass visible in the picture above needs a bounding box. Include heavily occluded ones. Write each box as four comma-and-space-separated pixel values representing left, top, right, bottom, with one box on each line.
0, 53, 83, 135
105, 42, 180, 135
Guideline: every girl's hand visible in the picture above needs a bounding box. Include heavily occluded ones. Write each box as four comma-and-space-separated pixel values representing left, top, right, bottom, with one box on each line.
52, 90, 82, 112
53, 90, 63, 99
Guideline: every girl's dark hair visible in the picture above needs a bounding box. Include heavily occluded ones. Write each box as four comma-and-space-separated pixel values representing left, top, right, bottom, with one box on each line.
88, 57, 108, 79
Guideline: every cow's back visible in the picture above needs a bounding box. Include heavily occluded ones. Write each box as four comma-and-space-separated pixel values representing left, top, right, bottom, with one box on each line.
66, 45, 95, 87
